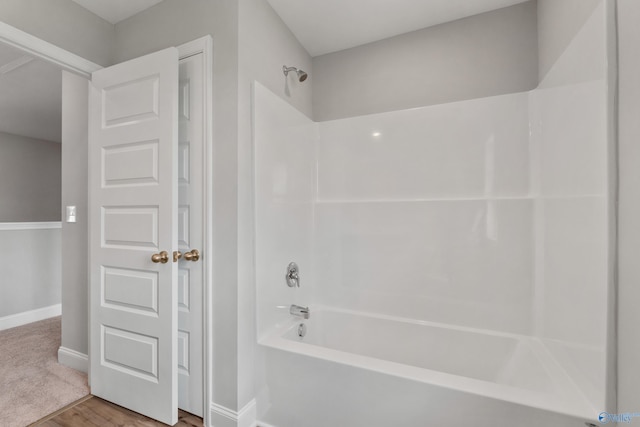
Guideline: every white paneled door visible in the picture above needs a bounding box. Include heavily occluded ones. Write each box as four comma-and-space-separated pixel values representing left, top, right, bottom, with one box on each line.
89, 47, 179, 425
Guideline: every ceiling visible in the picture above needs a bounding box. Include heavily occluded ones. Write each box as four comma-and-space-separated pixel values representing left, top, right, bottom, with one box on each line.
0, 43, 62, 143
70, 0, 164, 24
267, 0, 530, 56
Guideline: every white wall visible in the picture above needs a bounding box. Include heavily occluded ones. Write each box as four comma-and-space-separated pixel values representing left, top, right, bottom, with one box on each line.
312, 1, 538, 121
617, 0, 640, 414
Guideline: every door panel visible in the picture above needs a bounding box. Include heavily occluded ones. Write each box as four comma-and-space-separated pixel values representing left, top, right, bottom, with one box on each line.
89, 47, 179, 426
102, 267, 158, 314
103, 141, 160, 186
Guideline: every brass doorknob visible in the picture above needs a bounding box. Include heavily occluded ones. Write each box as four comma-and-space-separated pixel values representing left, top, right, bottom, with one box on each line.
151, 251, 169, 264
183, 249, 200, 262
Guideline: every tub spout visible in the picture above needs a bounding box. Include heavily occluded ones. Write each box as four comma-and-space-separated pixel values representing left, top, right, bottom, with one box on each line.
290, 304, 310, 319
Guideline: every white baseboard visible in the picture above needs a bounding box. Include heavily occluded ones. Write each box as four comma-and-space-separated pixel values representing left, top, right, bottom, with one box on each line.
0, 304, 61, 331
210, 399, 256, 427
58, 346, 88, 373
254, 422, 277, 427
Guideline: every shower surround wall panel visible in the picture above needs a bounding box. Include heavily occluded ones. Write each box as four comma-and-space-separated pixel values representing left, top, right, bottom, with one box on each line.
254, 83, 317, 340
315, 92, 532, 334
530, 0, 612, 411
316, 93, 530, 200
314, 200, 533, 333
254, 71, 612, 423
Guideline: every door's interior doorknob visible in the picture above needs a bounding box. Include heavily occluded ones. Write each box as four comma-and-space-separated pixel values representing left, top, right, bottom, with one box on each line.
151, 250, 169, 264
183, 249, 200, 262
173, 251, 182, 262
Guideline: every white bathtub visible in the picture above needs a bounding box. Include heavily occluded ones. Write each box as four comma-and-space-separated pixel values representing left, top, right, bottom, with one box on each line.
257, 307, 598, 427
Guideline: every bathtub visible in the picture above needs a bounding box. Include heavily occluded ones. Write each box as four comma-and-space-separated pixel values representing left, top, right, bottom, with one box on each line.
257, 307, 597, 427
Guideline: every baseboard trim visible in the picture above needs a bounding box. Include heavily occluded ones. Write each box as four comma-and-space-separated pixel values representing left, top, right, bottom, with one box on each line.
0, 304, 61, 331
58, 346, 88, 373
210, 399, 256, 427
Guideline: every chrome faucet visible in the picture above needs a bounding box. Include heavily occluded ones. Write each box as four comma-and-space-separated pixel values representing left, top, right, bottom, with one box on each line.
290, 304, 310, 319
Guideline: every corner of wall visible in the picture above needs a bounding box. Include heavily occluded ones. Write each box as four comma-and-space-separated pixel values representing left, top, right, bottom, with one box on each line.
537, 0, 602, 85
209, 399, 256, 427
57, 346, 88, 373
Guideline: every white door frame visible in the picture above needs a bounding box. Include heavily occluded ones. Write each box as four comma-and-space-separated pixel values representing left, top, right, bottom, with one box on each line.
176, 37, 214, 425
0, 22, 214, 427
0, 21, 101, 76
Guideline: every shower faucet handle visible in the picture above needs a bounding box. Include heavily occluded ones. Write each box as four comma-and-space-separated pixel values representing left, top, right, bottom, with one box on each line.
286, 262, 300, 287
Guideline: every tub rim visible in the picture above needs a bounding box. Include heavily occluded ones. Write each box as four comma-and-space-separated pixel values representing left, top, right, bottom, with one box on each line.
259, 305, 598, 422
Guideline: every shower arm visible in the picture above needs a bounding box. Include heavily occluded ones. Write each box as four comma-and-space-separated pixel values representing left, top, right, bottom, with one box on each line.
283, 66, 297, 75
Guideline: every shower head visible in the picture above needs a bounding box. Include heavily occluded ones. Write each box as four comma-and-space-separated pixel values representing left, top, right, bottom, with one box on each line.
283, 65, 308, 82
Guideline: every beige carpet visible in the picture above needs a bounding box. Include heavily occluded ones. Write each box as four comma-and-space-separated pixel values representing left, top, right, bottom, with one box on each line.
0, 316, 89, 427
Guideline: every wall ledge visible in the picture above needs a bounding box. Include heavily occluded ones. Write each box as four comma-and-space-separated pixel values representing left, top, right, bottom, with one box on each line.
0, 221, 62, 231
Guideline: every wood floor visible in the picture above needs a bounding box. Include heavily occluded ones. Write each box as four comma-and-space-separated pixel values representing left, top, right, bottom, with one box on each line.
31, 395, 203, 427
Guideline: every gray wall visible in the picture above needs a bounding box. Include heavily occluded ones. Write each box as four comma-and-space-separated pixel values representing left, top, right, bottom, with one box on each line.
60, 71, 88, 355
0, 132, 61, 222
238, 0, 312, 118
537, 0, 601, 82
617, 0, 640, 413
0, 228, 61, 318
312, 0, 538, 121
114, 0, 242, 412
0, 0, 114, 66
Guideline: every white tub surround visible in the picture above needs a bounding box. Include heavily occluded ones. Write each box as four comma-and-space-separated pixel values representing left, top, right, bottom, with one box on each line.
253, 2, 614, 425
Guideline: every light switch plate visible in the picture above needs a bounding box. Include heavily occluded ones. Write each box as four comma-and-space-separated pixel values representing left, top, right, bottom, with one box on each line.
66, 205, 77, 223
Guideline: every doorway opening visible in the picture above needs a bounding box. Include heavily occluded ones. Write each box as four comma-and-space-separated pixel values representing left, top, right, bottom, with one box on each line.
0, 22, 212, 427
0, 40, 88, 426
